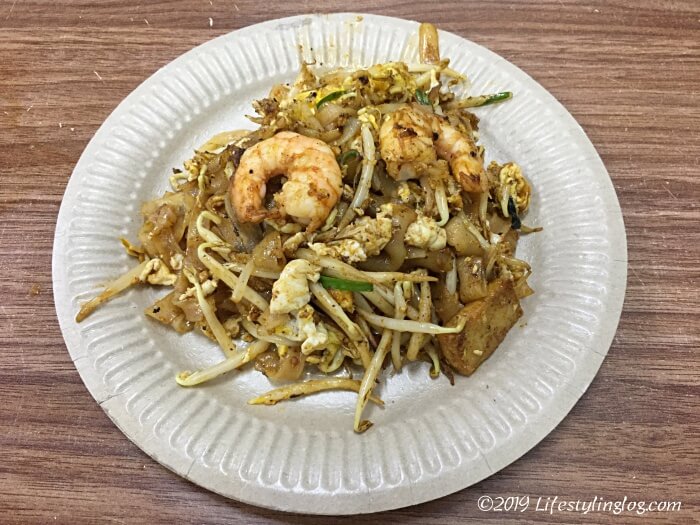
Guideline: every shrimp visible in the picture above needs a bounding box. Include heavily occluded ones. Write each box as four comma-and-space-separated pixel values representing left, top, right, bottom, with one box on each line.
230, 131, 343, 231
379, 105, 487, 192
379, 106, 437, 176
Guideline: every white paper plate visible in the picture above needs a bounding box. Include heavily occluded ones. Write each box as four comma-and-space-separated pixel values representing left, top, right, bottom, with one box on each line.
53, 13, 627, 515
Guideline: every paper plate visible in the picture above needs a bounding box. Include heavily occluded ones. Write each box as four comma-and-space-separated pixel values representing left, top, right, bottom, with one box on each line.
52, 13, 627, 514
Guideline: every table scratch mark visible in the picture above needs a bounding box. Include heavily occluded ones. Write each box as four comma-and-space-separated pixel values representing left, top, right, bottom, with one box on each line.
663, 185, 678, 201
5, 0, 18, 20
630, 267, 646, 287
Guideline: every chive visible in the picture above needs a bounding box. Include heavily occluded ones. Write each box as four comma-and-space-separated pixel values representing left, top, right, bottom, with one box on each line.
479, 91, 512, 106
319, 275, 373, 292
316, 90, 346, 108
508, 197, 521, 229
338, 149, 360, 165
461, 91, 513, 108
415, 89, 431, 105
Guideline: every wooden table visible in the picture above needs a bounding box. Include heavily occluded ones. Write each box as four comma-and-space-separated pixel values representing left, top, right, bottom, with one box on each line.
2, 1, 698, 523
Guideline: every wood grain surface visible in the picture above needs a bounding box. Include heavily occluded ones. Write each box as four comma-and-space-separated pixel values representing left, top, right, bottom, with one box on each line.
1, 1, 699, 523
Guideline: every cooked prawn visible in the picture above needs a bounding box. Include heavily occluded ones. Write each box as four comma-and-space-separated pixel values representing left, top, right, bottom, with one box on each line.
379, 105, 487, 192
230, 131, 343, 231
379, 106, 437, 175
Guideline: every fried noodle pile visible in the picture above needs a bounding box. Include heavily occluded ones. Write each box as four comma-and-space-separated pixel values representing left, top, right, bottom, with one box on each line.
76, 23, 540, 432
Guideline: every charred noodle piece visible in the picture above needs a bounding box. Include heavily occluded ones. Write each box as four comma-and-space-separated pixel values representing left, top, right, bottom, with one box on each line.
419, 22, 440, 64
445, 214, 486, 257
357, 309, 466, 334
354, 329, 393, 433
309, 282, 372, 369
249, 378, 384, 406
176, 340, 270, 386
75, 259, 151, 322
456, 256, 488, 303
460, 215, 491, 251
197, 243, 269, 311
437, 278, 523, 375
183, 268, 235, 356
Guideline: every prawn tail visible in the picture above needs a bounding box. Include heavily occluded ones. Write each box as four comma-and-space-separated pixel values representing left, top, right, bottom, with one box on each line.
305, 218, 324, 234
456, 169, 487, 193
248, 208, 282, 224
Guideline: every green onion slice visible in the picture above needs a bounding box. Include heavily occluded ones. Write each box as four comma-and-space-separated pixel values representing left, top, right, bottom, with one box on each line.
319, 275, 374, 292
415, 89, 431, 105
462, 91, 513, 108
338, 149, 360, 165
316, 90, 346, 108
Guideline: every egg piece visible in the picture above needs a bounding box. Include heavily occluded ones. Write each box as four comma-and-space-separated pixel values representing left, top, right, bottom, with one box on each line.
405, 214, 447, 251
270, 260, 321, 314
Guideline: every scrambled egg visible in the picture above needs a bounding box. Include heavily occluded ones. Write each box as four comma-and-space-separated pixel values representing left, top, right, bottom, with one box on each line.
339, 215, 393, 253
309, 215, 392, 263
297, 304, 329, 354
139, 258, 178, 286
223, 317, 240, 338
309, 240, 366, 263
329, 289, 354, 312
405, 214, 447, 251
269, 259, 331, 353
397, 182, 412, 203
270, 260, 320, 314
169, 253, 184, 271
178, 277, 217, 301
365, 62, 417, 97
491, 161, 531, 215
